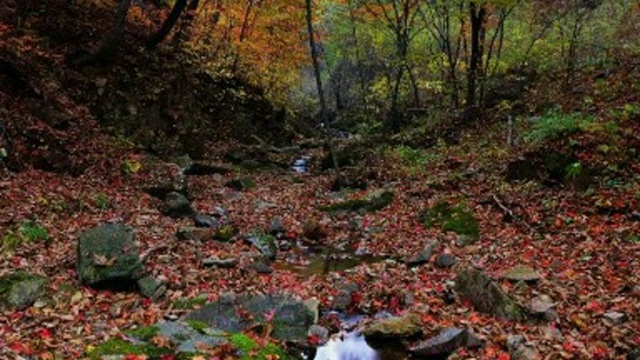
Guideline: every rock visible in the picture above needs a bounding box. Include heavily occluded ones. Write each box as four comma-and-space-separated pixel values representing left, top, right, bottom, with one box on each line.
512, 344, 539, 360
409, 327, 481, 356
225, 178, 255, 191
319, 189, 394, 214
302, 219, 328, 241
161, 192, 195, 218
507, 335, 526, 353
269, 216, 285, 235
454, 267, 527, 321
602, 311, 626, 326
137, 276, 165, 300
153, 321, 228, 354
194, 213, 219, 228
363, 312, 422, 339
436, 253, 456, 268
304, 297, 320, 324
330, 283, 360, 311
529, 295, 555, 320
244, 234, 277, 260
249, 260, 273, 274
405, 241, 438, 267
184, 294, 316, 342
502, 265, 541, 282
456, 234, 478, 247
202, 257, 238, 268
308, 325, 329, 345
0, 272, 47, 310
76, 223, 143, 288
141, 159, 188, 200
176, 226, 211, 242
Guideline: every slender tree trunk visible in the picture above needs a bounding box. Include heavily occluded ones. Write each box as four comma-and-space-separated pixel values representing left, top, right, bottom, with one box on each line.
305, 0, 341, 179
172, 0, 200, 45
466, 1, 486, 121
72, 0, 132, 67
145, 0, 187, 49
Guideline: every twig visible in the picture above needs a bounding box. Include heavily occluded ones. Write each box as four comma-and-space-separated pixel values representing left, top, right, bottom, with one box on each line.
491, 194, 536, 233
140, 244, 169, 263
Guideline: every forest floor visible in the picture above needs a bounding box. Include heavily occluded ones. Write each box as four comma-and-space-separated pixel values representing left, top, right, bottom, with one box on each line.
1, 119, 639, 359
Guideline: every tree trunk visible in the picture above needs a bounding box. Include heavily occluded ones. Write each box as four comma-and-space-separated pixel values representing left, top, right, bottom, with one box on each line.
466, 1, 486, 121
172, 0, 200, 45
145, 0, 188, 49
305, 0, 341, 180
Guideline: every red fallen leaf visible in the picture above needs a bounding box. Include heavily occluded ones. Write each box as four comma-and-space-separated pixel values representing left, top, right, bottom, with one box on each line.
562, 341, 576, 353
497, 352, 511, 360
307, 333, 321, 345
160, 355, 176, 360
585, 301, 603, 313
9, 341, 34, 355
37, 328, 53, 339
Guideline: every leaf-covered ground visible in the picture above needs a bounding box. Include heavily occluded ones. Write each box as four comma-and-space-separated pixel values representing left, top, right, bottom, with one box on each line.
1, 122, 639, 358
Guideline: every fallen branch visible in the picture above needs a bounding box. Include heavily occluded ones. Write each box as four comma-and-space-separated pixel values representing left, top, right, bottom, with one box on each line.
140, 244, 170, 263
491, 194, 536, 233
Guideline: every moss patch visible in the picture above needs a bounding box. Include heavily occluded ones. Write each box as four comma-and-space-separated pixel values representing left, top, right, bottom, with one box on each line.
87, 338, 172, 359
421, 201, 479, 238
125, 325, 160, 341
172, 294, 208, 310
229, 333, 291, 360
320, 190, 394, 214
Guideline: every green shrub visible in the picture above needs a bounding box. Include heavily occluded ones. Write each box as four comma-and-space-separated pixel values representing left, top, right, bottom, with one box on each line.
19, 220, 49, 243
524, 111, 594, 145
93, 193, 111, 210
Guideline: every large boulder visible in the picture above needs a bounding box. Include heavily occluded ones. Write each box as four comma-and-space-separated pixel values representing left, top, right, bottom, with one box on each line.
184, 294, 316, 342
455, 267, 527, 321
76, 223, 143, 288
0, 272, 47, 310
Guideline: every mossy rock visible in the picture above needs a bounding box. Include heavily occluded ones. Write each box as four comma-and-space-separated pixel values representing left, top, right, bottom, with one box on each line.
0, 271, 47, 310
320, 190, 394, 214
87, 338, 173, 360
421, 201, 479, 238
76, 223, 143, 288
229, 333, 291, 360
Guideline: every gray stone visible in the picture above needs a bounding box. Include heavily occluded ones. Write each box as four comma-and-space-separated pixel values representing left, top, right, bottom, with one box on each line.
0, 272, 47, 310
529, 295, 555, 318
512, 344, 539, 360
76, 223, 143, 287
244, 234, 277, 260
194, 213, 219, 228
405, 241, 438, 267
154, 321, 228, 354
137, 276, 165, 299
176, 226, 211, 242
308, 325, 329, 345
363, 312, 422, 339
602, 311, 626, 326
409, 327, 481, 356
507, 335, 525, 353
269, 216, 285, 234
202, 257, 238, 268
249, 260, 273, 274
184, 294, 316, 342
456, 234, 478, 247
436, 253, 456, 268
161, 192, 195, 218
502, 265, 541, 282
454, 267, 527, 321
